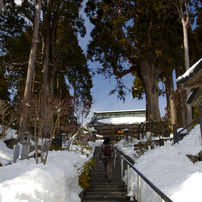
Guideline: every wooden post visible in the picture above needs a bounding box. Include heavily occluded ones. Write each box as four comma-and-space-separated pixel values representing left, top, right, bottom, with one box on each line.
127, 164, 130, 195
121, 158, 123, 181
173, 124, 178, 144
137, 175, 141, 202
13, 145, 20, 163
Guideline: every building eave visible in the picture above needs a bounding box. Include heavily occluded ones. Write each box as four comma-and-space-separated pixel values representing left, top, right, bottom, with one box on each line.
176, 58, 202, 85
186, 87, 202, 107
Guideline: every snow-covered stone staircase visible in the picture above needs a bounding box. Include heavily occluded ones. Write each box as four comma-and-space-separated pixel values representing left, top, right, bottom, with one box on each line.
82, 147, 136, 202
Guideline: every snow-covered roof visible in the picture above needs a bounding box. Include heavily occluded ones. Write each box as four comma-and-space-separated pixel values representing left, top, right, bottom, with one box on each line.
176, 58, 202, 107
93, 109, 146, 114
176, 58, 202, 85
89, 109, 146, 126
97, 116, 146, 125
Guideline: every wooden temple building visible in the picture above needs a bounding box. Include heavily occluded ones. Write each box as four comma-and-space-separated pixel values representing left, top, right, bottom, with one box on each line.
177, 58, 202, 137
88, 109, 146, 141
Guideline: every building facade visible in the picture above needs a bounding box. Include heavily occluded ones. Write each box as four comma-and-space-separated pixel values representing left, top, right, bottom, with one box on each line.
88, 109, 146, 141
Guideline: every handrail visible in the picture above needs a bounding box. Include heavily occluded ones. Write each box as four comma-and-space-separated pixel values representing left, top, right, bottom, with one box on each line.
121, 155, 173, 202
176, 118, 199, 135
173, 118, 199, 143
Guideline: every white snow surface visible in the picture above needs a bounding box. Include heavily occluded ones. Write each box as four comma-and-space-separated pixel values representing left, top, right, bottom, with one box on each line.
116, 124, 202, 202
98, 116, 146, 124
0, 125, 202, 202
176, 58, 202, 83
0, 134, 95, 202
94, 109, 146, 113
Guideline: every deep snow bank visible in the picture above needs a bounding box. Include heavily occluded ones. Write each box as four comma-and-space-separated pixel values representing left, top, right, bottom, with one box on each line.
117, 125, 202, 202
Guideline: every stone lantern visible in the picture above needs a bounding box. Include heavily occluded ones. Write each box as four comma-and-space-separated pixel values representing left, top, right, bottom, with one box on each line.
123, 128, 131, 147
138, 122, 145, 140
61, 133, 68, 149
21, 131, 33, 160
123, 128, 130, 140
91, 129, 97, 142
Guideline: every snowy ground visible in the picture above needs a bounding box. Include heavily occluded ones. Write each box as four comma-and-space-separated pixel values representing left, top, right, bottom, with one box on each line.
116, 124, 202, 202
0, 125, 202, 202
0, 130, 100, 202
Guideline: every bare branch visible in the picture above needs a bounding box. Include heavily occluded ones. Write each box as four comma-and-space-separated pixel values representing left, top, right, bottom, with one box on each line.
0, 100, 19, 139
18, 96, 73, 164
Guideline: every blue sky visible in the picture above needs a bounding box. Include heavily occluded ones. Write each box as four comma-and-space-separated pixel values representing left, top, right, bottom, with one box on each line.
78, 2, 167, 124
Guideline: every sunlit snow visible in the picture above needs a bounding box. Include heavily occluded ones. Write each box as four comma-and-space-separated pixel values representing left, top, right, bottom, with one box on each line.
176, 58, 202, 83
98, 116, 146, 124
117, 124, 202, 202
0, 125, 202, 201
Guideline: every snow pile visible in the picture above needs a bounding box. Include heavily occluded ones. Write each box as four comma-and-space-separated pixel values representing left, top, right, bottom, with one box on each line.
116, 138, 140, 158
0, 136, 95, 202
0, 141, 13, 166
1, 128, 17, 140
118, 124, 202, 202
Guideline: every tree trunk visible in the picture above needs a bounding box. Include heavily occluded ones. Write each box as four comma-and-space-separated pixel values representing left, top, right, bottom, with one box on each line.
139, 61, 161, 121
18, 0, 42, 141
40, 7, 60, 137
182, 18, 189, 72
0, 0, 3, 14
182, 16, 192, 131
180, 85, 187, 127
165, 73, 177, 126
176, 68, 186, 127
165, 83, 171, 121
41, 32, 51, 98
40, 19, 52, 136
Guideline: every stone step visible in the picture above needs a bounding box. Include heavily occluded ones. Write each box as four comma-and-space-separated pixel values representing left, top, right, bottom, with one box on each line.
91, 171, 122, 174
90, 179, 123, 182
83, 200, 129, 202
82, 147, 133, 202
83, 195, 130, 201
84, 191, 126, 196
87, 187, 126, 192
89, 181, 125, 187
91, 171, 122, 175
91, 166, 122, 170
91, 173, 121, 177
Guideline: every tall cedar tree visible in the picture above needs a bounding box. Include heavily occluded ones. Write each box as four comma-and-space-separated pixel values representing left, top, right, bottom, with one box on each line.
1, 0, 93, 134
85, 0, 182, 121
0, 3, 28, 102
168, 0, 201, 129
18, 0, 42, 138
189, 5, 202, 64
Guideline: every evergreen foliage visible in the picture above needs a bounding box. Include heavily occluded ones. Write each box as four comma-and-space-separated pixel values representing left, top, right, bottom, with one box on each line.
85, 0, 183, 121
85, 0, 182, 90
0, 0, 93, 115
0, 68, 10, 101
85, 0, 201, 122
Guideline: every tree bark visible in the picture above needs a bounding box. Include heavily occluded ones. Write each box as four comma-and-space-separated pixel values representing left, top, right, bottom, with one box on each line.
182, 11, 192, 131
165, 73, 177, 126
174, 0, 192, 130
138, 61, 161, 121
176, 68, 186, 127
40, 21, 52, 136
41, 29, 51, 98
18, 0, 42, 141
0, 0, 3, 14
